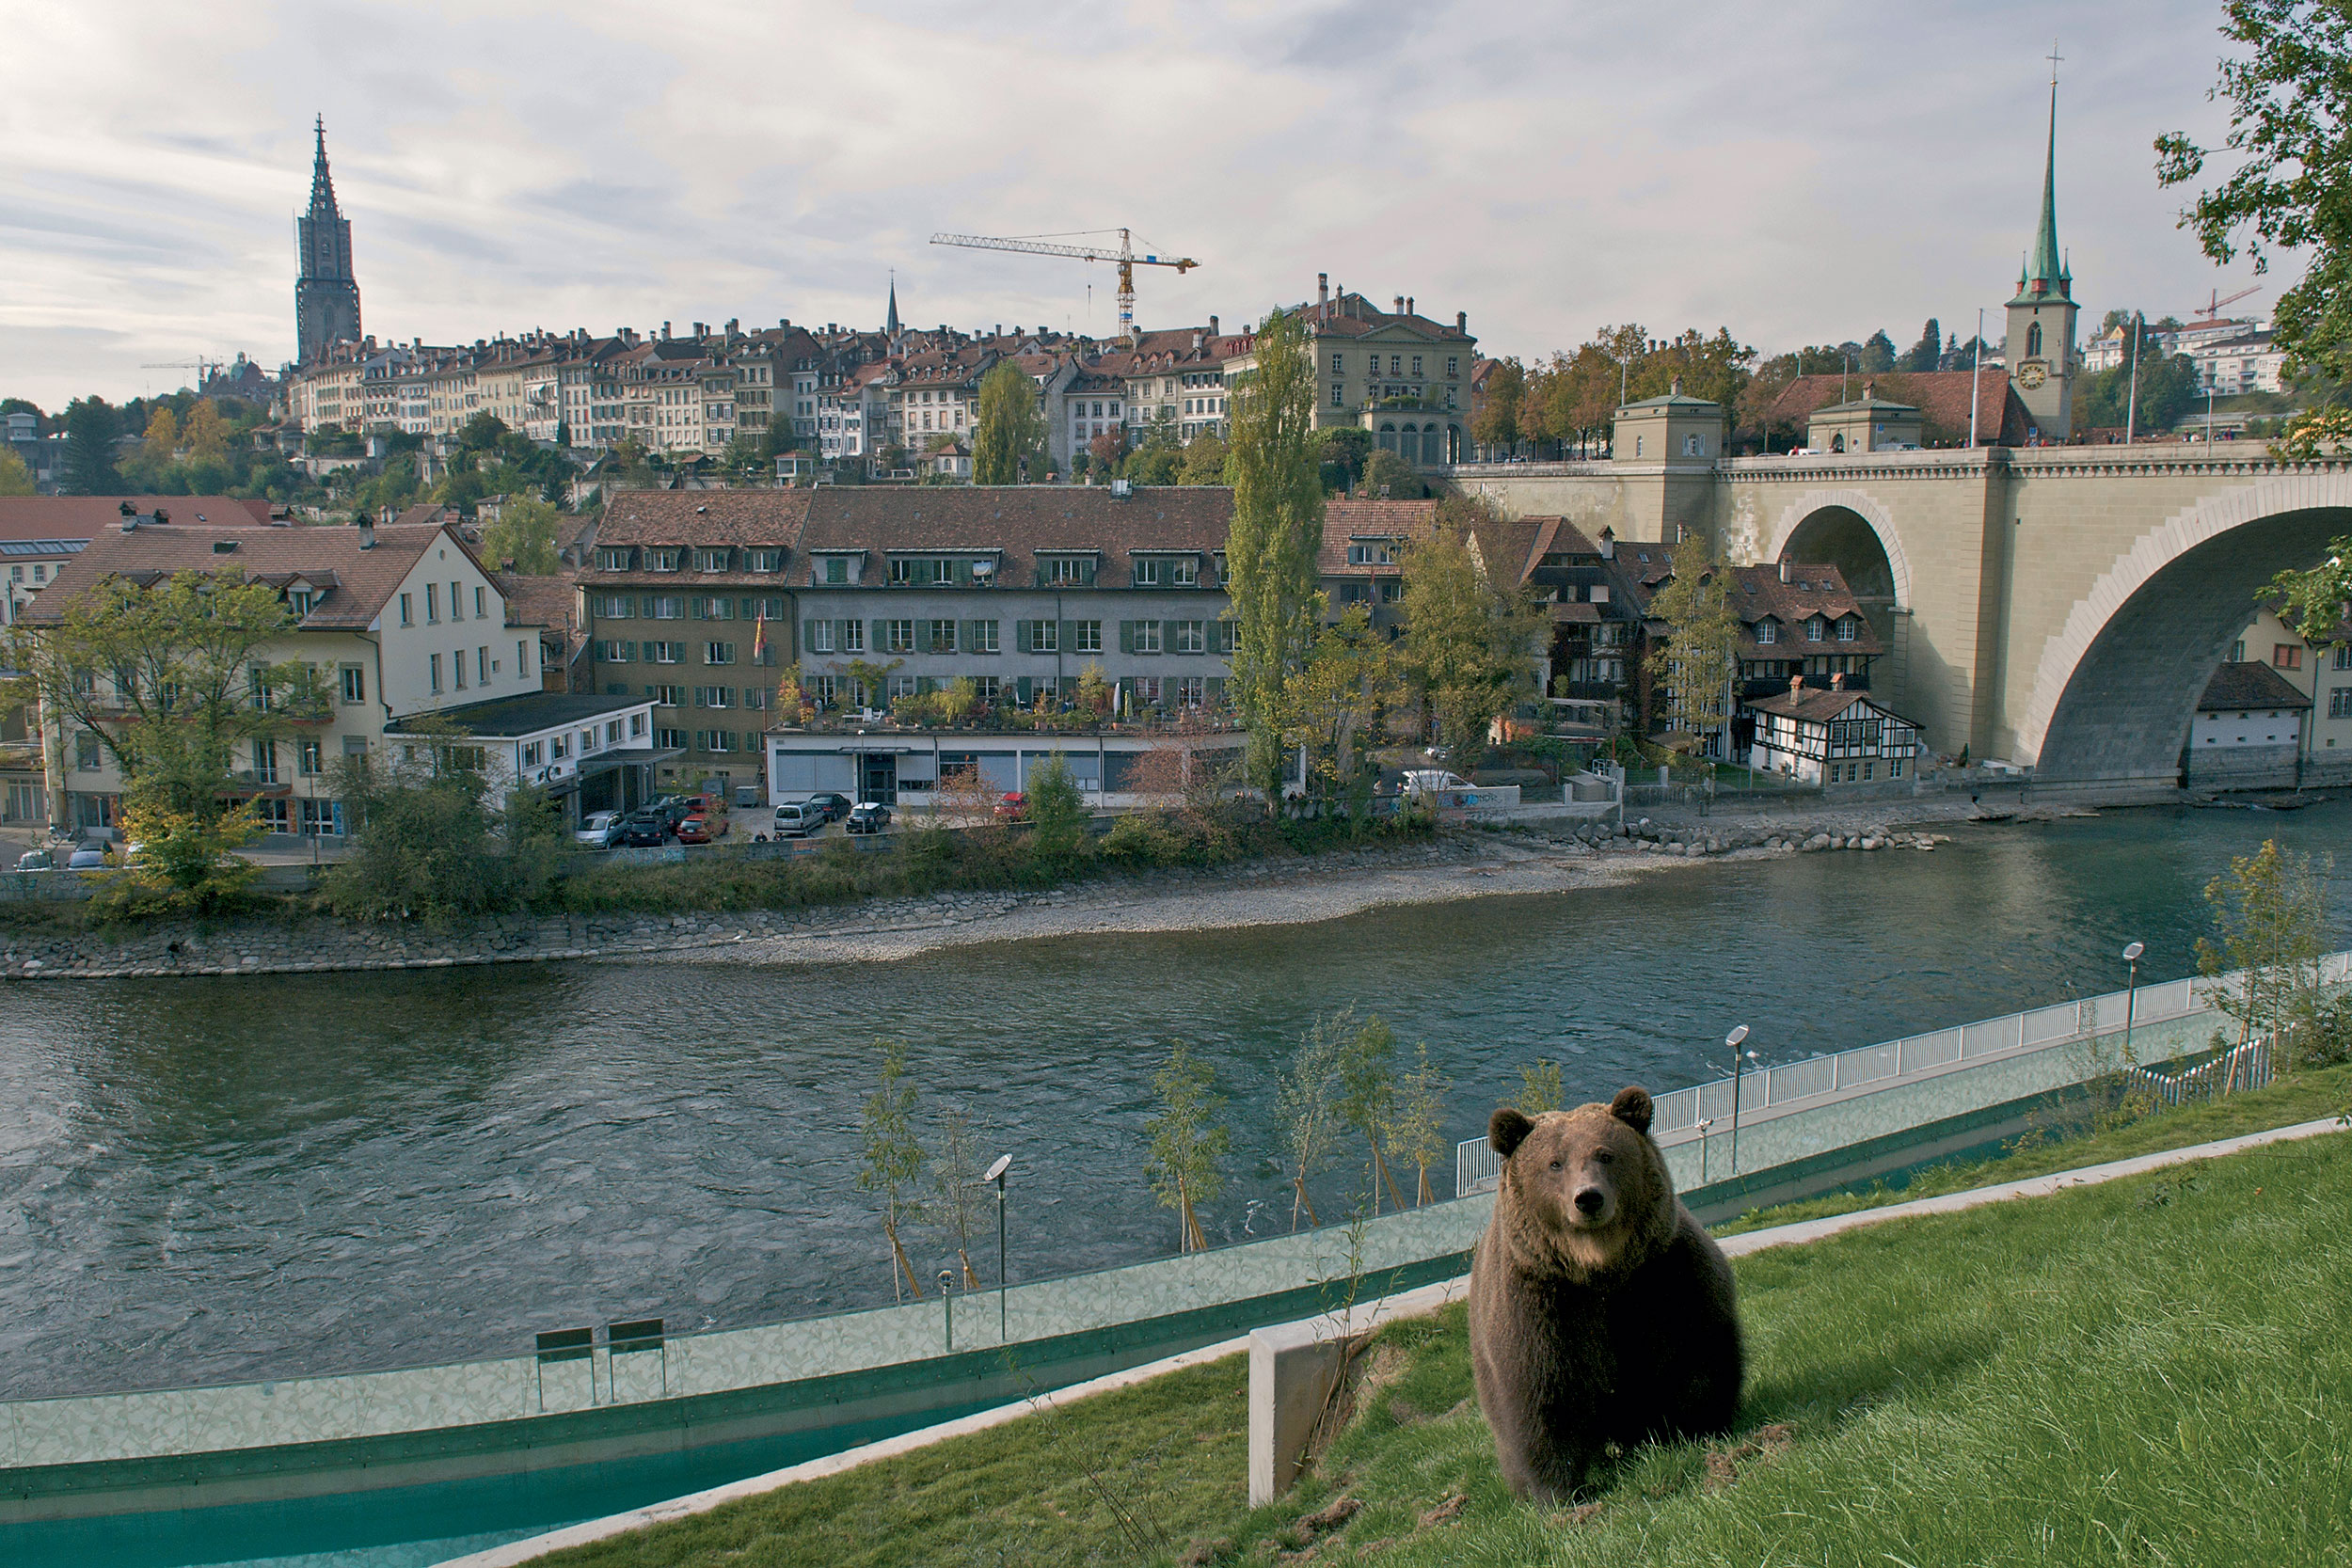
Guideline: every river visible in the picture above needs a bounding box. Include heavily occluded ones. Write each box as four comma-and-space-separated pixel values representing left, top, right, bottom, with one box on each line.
5, 803, 2351, 1402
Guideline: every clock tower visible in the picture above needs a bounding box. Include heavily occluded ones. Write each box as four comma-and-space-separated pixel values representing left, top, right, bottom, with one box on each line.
2005, 57, 2075, 440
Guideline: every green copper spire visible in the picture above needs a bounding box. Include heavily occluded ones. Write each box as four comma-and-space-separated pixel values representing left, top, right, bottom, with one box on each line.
2013, 66, 2069, 304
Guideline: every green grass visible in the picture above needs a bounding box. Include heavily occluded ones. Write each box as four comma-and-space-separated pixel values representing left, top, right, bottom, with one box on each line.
1714, 1059, 2352, 1237
539, 1117, 2352, 1568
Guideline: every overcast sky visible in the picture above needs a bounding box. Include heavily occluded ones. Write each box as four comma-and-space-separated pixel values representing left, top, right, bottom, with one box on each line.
0, 0, 2285, 411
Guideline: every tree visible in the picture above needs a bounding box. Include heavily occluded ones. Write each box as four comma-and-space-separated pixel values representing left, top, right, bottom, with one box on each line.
8, 568, 295, 830
2158, 2, 2352, 390
1334, 1010, 1406, 1212
182, 399, 228, 461
1471, 357, 1526, 455
1902, 319, 1944, 373
1279, 603, 1398, 804
1025, 751, 1089, 862
322, 729, 566, 920
1177, 433, 1228, 484
2198, 838, 2329, 1076
143, 405, 182, 453
1275, 1013, 1348, 1229
1515, 1059, 1565, 1115
1225, 308, 1327, 802
481, 497, 564, 575
1144, 1042, 1229, 1252
1386, 1041, 1450, 1206
1088, 428, 1126, 471
1857, 330, 1898, 373
1645, 532, 1739, 750
925, 1103, 993, 1289
62, 397, 119, 494
972, 360, 1047, 484
0, 450, 33, 497
1397, 501, 1546, 761
1127, 438, 1182, 485
1317, 426, 1374, 490
856, 1040, 930, 1299
1361, 448, 1425, 499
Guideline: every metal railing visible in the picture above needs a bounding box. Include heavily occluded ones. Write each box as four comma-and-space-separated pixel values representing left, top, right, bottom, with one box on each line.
1454, 952, 2350, 1196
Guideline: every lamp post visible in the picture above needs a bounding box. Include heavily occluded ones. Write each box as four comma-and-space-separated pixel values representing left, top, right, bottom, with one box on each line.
983, 1153, 1011, 1341
938, 1271, 956, 1353
1725, 1025, 1756, 1173
2122, 942, 2144, 1064
2124, 313, 2144, 443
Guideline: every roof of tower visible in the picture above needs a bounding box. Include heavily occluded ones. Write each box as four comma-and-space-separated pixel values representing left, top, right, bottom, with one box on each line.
308, 114, 342, 219
885, 277, 900, 337
2010, 80, 2070, 306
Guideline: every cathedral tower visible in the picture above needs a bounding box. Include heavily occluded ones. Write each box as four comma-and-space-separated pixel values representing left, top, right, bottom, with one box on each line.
295, 116, 363, 365
2004, 60, 2076, 440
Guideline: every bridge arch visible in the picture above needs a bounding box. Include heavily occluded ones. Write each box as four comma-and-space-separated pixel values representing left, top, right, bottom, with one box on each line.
2022, 472, 2352, 780
1765, 488, 1912, 609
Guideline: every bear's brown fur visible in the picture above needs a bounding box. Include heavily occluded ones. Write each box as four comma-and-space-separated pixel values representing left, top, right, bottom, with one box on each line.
1467, 1085, 1743, 1499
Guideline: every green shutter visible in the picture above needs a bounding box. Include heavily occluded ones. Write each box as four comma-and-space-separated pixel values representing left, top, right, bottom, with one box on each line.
872, 618, 888, 652
1205, 676, 1225, 700
1015, 675, 1033, 705
803, 619, 820, 651
1162, 620, 1179, 657
1119, 620, 1135, 655
835, 619, 853, 653
1014, 618, 1031, 652
1061, 620, 1080, 655
622, 641, 636, 662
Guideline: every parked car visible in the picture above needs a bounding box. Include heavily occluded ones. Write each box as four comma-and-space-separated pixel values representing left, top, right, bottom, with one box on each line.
66, 847, 110, 870
618, 810, 670, 847
675, 813, 730, 845
675, 793, 729, 821
574, 811, 625, 848
649, 795, 691, 830
846, 800, 892, 835
772, 801, 821, 838
803, 791, 854, 824
993, 791, 1027, 821
1400, 768, 1474, 801
14, 848, 53, 872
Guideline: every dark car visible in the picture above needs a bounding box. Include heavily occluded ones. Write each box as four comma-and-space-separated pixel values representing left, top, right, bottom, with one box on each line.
675, 813, 730, 845
618, 810, 670, 847
803, 791, 854, 824
845, 800, 892, 835
649, 795, 692, 829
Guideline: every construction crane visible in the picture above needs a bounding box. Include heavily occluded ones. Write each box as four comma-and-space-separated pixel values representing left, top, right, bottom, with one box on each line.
141, 356, 227, 388
929, 229, 1199, 344
2188, 285, 2260, 323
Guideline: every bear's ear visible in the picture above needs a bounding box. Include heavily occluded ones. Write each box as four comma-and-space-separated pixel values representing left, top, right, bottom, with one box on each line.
1489, 1106, 1536, 1159
1610, 1085, 1654, 1134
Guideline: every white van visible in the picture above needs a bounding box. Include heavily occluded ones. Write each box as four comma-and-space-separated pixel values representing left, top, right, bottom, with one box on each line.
773, 801, 819, 838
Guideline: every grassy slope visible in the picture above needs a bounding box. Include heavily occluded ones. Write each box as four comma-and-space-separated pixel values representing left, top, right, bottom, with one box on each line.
538, 1101, 2352, 1568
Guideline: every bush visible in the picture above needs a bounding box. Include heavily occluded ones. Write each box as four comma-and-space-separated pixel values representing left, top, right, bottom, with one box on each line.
323, 757, 565, 922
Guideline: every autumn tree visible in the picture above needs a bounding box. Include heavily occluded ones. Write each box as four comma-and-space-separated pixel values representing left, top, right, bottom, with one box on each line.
1225, 307, 1327, 802
2198, 838, 2329, 1075
1144, 1042, 1230, 1252
1386, 1041, 1451, 1206
143, 404, 182, 453
481, 497, 564, 575
0, 451, 34, 497
1470, 357, 1525, 455
1089, 428, 1126, 471
972, 360, 1048, 484
1334, 1010, 1406, 1213
1644, 531, 1739, 752
1275, 1013, 1348, 1229
182, 398, 229, 461
1397, 500, 1546, 761
856, 1040, 930, 1300
1280, 603, 1398, 804
1515, 1059, 1565, 1115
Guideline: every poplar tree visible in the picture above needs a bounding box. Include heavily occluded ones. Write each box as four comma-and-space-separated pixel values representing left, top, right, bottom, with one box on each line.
1385, 1041, 1451, 1207
2197, 839, 2328, 1076
1225, 308, 1326, 802
1275, 1012, 1348, 1229
1645, 532, 1739, 752
972, 360, 1047, 484
855, 1040, 930, 1300
1145, 1042, 1229, 1253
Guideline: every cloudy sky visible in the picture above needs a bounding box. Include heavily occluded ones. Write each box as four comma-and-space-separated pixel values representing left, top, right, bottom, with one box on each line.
0, 0, 2283, 410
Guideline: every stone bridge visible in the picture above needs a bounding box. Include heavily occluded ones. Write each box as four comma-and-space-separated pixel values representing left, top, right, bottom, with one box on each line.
1444, 444, 2352, 790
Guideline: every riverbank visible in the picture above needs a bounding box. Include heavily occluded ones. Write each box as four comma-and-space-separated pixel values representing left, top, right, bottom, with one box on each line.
0, 795, 2009, 981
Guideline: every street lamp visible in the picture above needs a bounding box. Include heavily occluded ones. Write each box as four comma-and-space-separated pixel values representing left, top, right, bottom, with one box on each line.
1725, 1025, 1757, 1173
982, 1153, 1011, 1341
2122, 942, 2145, 1065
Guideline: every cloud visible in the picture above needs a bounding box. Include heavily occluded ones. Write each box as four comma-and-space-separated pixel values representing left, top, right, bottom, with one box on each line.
0, 0, 2282, 410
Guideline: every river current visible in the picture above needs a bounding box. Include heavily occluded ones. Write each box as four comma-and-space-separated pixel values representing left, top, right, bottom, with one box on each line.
6, 804, 2351, 1401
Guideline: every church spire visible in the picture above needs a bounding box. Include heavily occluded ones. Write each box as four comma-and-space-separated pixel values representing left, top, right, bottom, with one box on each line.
309, 114, 342, 220
885, 273, 900, 337
2013, 46, 2069, 303
295, 114, 361, 364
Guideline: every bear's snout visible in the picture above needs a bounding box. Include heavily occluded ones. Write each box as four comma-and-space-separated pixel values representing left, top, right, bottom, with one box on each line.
1574, 1187, 1605, 1215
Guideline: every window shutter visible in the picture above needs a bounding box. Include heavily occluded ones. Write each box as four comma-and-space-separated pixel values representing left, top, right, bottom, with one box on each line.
872, 618, 888, 652
959, 619, 976, 653
622, 641, 636, 661
1162, 620, 1179, 657
1015, 675, 1033, 705
1061, 620, 1080, 654
1205, 675, 1226, 699
835, 619, 853, 652
803, 619, 819, 650
1120, 621, 1136, 654
1014, 618, 1031, 652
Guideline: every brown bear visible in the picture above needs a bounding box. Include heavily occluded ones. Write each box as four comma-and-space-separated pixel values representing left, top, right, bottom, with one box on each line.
1467, 1085, 1743, 1500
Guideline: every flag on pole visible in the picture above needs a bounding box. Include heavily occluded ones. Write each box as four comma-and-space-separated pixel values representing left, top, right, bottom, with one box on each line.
754, 610, 767, 662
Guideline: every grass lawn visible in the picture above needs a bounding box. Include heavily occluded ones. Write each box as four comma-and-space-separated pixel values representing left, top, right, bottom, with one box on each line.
537, 1088, 2352, 1568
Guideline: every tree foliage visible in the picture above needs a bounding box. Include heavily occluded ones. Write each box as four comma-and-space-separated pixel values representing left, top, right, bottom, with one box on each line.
1470, 356, 1526, 453
0, 449, 36, 497
2198, 838, 2329, 1072
63, 397, 121, 495
856, 1040, 931, 1298
1275, 1014, 1349, 1229
1644, 532, 1740, 745
1225, 307, 1327, 800
1279, 603, 1399, 803
2157, 1, 2352, 389
972, 360, 1048, 484
1332, 1009, 1406, 1213
1025, 752, 1089, 862
1515, 1059, 1565, 1115
925, 1103, 993, 1289
1386, 1041, 1450, 1206
1144, 1042, 1229, 1252
1397, 500, 1546, 761
480, 497, 564, 575
321, 733, 567, 922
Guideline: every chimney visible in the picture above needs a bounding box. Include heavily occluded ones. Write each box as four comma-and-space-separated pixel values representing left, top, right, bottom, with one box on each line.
1406, 296, 1415, 316
1831, 672, 1847, 689
1779, 558, 1793, 583
1208, 314, 1219, 337
1394, 295, 1406, 315
1318, 273, 1329, 308
358, 514, 375, 550
1457, 310, 1467, 333
661, 322, 672, 341
1788, 673, 1804, 697
1597, 527, 1614, 559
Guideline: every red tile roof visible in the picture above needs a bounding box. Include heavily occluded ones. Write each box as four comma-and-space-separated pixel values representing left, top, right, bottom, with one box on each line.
595, 490, 815, 552
0, 497, 274, 535
1727, 562, 1883, 656
2198, 660, 2312, 711
793, 486, 1232, 589
25, 522, 468, 630
1767, 372, 2031, 446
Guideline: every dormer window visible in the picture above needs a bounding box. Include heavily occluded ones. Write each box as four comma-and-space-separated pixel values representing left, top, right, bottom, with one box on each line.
646, 548, 681, 573
1347, 541, 1400, 565
288, 589, 316, 615
1756, 619, 1777, 645
746, 548, 783, 573
696, 547, 731, 572
1170, 557, 1198, 586
1135, 559, 1162, 586
1806, 615, 1826, 642
1836, 616, 1857, 642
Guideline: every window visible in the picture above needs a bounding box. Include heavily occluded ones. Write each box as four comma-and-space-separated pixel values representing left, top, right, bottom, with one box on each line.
1683, 434, 1704, 456
1332, 384, 1344, 406
521, 740, 544, 768
806, 621, 834, 654
596, 547, 632, 571
252, 739, 279, 784
1837, 617, 1857, 642
516, 640, 532, 679
1410, 356, 1422, 376
596, 639, 632, 662
649, 684, 684, 706
2332, 688, 2352, 720
474, 586, 486, 619
1330, 353, 1343, 372
596, 593, 633, 618
1217, 619, 1238, 655
694, 595, 733, 621
75, 733, 102, 770
289, 588, 316, 615
841, 620, 865, 653
1448, 356, 1459, 376
297, 738, 323, 777
341, 664, 365, 704
425, 583, 439, 623
453, 645, 467, 689
971, 619, 1000, 654
1133, 621, 1162, 654
1134, 559, 1162, 587
743, 686, 769, 711
890, 557, 914, 584
1756, 620, 1777, 645
705, 641, 737, 665
1075, 620, 1103, 654
550, 733, 570, 761
399, 592, 413, 626
646, 548, 681, 572
429, 653, 442, 693
657, 727, 688, 749
1170, 558, 1198, 586
696, 686, 733, 708
825, 557, 850, 584
697, 547, 731, 572
1030, 620, 1058, 654
2275, 644, 2303, 670
650, 596, 684, 619
1176, 620, 1205, 654
629, 713, 646, 737
747, 548, 782, 573
929, 619, 958, 654
1177, 675, 1205, 706
2026, 321, 2043, 357
1346, 542, 1398, 565
886, 619, 915, 653
806, 674, 836, 705
1806, 616, 1826, 642
1043, 556, 1091, 585
1134, 676, 1162, 705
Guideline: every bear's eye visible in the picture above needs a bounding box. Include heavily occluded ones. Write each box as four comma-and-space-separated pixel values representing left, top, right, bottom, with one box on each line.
1594, 1150, 1614, 1165
1548, 1158, 1563, 1171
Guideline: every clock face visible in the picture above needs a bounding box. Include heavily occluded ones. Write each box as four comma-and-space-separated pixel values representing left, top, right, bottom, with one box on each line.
2017, 360, 2048, 390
